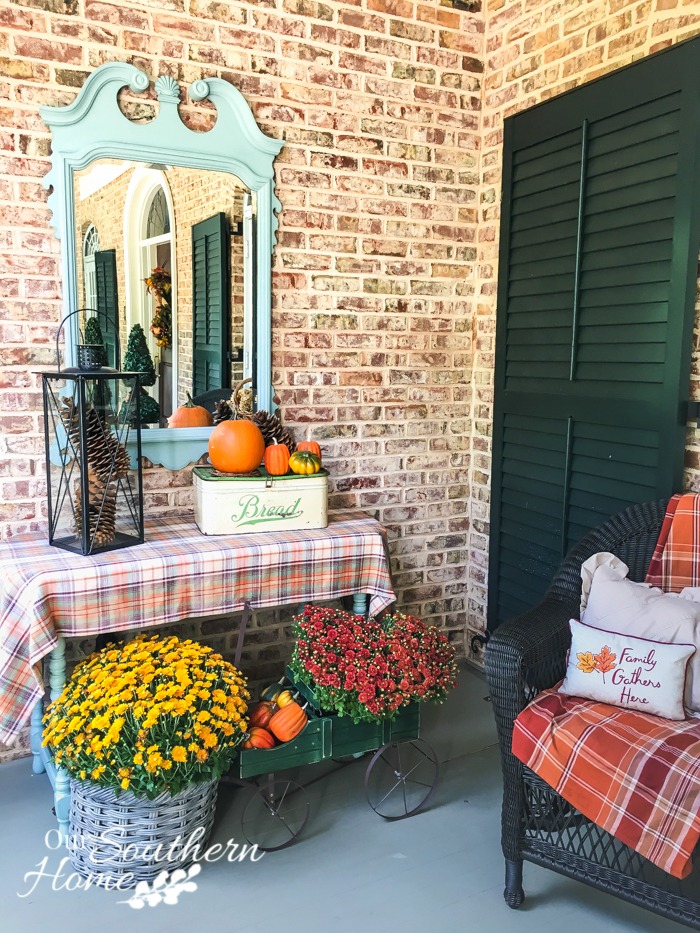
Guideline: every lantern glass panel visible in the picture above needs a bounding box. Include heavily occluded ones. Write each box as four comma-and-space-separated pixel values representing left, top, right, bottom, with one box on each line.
41, 371, 144, 555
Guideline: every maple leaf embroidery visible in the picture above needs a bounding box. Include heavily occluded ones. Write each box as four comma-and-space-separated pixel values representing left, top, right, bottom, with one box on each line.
593, 645, 616, 683
576, 651, 596, 674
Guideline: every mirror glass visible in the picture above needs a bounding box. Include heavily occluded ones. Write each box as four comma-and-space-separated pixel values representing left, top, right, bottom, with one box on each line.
73, 159, 252, 425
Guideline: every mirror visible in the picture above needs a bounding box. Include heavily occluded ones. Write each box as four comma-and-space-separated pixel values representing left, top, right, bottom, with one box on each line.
73, 159, 250, 426
40, 63, 283, 468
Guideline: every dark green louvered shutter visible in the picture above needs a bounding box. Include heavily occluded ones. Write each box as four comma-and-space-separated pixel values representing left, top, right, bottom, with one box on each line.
488, 37, 700, 630
94, 249, 119, 368
192, 212, 230, 395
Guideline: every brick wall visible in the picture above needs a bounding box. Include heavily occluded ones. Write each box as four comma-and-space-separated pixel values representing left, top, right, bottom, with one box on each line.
0, 0, 482, 762
466, 0, 700, 658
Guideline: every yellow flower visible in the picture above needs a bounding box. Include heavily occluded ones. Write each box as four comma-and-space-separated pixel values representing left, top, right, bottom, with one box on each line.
171, 746, 187, 763
195, 748, 208, 763
91, 765, 106, 780
120, 778, 130, 790
133, 751, 144, 765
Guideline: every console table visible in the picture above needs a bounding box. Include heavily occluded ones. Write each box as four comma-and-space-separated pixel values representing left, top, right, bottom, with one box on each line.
0, 511, 396, 837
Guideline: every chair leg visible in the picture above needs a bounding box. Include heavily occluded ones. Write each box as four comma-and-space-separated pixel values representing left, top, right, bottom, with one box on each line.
504, 858, 525, 908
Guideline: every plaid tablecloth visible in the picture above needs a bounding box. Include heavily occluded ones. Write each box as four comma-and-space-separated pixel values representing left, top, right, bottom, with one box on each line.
513, 687, 700, 879
0, 511, 396, 746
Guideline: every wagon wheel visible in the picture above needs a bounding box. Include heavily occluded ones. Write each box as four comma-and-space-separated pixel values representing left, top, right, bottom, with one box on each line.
240, 778, 310, 851
364, 738, 440, 820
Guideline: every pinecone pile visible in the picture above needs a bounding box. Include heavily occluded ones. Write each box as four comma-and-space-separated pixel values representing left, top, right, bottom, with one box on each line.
58, 398, 131, 547
248, 410, 297, 453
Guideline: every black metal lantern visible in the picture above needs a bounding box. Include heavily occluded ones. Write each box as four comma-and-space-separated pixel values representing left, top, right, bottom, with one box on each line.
38, 310, 145, 556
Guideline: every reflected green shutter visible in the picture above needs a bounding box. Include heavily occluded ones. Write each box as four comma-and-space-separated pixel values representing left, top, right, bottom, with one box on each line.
488, 37, 700, 630
192, 212, 230, 395
94, 249, 119, 369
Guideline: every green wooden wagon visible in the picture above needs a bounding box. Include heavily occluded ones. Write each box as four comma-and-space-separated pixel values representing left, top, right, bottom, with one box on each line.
232, 667, 440, 850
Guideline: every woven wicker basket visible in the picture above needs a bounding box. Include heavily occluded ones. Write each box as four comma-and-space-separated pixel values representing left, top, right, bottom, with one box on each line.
67, 778, 218, 885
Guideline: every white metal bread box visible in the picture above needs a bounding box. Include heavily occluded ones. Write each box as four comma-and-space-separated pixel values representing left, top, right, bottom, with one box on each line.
193, 467, 329, 535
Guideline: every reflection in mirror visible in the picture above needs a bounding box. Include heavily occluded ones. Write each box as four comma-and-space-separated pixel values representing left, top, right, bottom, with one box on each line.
73, 160, 252, 426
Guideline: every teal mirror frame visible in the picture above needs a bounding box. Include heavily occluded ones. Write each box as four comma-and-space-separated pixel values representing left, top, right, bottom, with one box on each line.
40, 62, 283, 469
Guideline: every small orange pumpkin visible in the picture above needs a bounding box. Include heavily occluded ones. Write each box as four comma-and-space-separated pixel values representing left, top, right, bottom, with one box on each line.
248, 701, 276, 729
242, 726, 276, 749
269, 701, 308, 742
297, 440, 322, 460
264, 441, 290, 476
208, 419, 265, 473
168, 393, 214, 428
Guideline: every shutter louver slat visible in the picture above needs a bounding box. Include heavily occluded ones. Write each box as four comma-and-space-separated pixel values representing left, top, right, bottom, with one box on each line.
192, 213, 229, 395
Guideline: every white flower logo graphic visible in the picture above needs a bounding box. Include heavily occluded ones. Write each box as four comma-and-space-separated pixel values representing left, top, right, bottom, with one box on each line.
119, 863, 201, 909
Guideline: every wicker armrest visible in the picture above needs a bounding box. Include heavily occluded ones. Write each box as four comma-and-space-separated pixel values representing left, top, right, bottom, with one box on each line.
486, 596, 575, 714
485, 596, 576, 862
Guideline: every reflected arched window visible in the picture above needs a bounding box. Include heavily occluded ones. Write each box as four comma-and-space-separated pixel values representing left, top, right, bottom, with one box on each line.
146, 188, 170, 238
82, 224, 100, 310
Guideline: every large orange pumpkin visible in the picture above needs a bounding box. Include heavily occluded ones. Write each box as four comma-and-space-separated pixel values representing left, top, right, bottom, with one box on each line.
168, 393, 214, 428
208, 419, 265, 473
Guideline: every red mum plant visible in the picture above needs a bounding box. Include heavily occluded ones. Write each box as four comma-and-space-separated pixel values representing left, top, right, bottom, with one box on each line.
288, 605, 458, 724
382, 610, 458, 705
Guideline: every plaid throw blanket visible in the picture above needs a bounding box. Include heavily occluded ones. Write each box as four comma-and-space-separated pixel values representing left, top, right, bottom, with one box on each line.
513, 688, 700, 879
645, 492, 700, 591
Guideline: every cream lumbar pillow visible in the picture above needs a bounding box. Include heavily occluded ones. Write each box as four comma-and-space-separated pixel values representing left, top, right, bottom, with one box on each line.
580, 554, 700, 713
559, 619, 695, 720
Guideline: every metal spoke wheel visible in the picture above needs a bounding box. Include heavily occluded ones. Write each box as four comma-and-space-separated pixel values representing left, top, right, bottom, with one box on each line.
241, 778, 310, 851
364, 738, 439, 820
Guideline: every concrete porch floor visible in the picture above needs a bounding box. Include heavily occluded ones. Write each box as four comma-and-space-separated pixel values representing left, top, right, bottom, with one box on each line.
0, 665, 683, 933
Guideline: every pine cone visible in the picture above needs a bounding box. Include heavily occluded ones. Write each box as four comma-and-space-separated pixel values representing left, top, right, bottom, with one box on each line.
213, 399, 233, 425
58, 397, 130, 547
59, 398, 129, 481
249, 410, 297, 453
74, 466, 117, 547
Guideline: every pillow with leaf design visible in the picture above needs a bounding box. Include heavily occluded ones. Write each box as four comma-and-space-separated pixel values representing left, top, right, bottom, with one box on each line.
559, 619, 695, 720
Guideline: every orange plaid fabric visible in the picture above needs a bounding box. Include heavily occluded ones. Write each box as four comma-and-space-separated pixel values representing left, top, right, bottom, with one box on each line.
513, 688, 700, 879
645, 492, 700, 591
0, 512, 395, 746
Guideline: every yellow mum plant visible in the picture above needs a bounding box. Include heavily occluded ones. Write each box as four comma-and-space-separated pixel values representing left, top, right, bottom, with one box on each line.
43, 635, 250, 798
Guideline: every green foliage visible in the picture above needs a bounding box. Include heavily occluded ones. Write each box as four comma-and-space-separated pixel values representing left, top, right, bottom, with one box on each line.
123, 323, 156, 387
119, 388, 160, 426
137, 389, 161, 425
83, 315, 107, 367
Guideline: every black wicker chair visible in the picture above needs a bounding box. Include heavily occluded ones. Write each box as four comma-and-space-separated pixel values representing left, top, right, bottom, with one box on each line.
485, 497, 700, 929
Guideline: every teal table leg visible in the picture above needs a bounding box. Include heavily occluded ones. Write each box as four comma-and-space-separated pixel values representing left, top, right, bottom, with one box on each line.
30, 669, 46, 775
352, 594, 367, 617
48, 638, 70, 840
